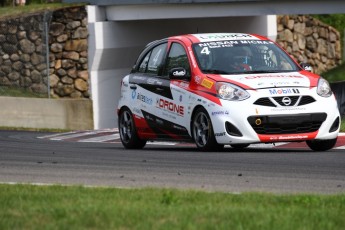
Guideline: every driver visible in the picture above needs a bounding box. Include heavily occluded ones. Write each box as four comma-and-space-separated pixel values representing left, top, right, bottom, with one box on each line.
230, 47, 252, 71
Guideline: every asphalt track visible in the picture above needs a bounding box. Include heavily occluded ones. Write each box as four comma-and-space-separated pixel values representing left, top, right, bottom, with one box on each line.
0, 129, 345, 194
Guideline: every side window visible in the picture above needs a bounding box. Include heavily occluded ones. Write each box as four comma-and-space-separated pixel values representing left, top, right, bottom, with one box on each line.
138, 51, 151, 73
147, 43, 167, 74
164, 43, 191, 77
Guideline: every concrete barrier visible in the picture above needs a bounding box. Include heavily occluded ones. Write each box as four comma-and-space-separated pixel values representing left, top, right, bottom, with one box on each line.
0, 97, 93, 130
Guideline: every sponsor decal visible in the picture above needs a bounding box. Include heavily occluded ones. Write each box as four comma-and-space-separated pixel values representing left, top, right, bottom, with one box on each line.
240, 40, 274, 45
147, 78, 163, 85
137, 92, 153, 105
198, 34, 254, 40
245, 75, 303, 79
270, 135, 309, 141
215, 132, 226, 137
269, 88, 300, 95
195, 76, 202, 84
179, 95, 183, 102
271, 107, 306, 112
198, 41, 237, 49
156, 98, 184, 116
173, 69, 186, 77
188, 47, 197, 68
131, 90, 136, 99
201, 79, 214, 89
211, 111, 229, 116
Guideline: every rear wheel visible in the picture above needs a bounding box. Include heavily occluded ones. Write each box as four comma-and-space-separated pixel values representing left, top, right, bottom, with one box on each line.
306, 138, 337, 151
118, 108, 146, 149
192, 107, 224, 151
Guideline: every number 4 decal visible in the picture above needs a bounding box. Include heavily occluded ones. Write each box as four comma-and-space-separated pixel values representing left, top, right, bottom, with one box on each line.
201, 47, 210, 55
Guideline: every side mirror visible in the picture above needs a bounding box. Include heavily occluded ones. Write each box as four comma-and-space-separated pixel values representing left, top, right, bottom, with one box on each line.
169, 67, 189, 80
300, 63, 313, 72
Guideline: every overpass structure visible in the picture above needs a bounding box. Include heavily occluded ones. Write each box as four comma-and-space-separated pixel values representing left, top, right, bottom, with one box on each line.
64, 0, 345, 129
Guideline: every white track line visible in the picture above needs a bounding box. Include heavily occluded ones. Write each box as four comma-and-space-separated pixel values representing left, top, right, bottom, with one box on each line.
79, 134, 120, 142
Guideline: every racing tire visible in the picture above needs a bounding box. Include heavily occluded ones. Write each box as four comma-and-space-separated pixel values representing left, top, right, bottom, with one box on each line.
192, 107, 224, 151
118, 108, 146, 149
230, 144, 250, 149
306, 138, 337, 151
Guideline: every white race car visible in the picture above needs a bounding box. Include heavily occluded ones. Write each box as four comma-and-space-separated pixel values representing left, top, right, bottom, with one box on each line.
117, 33, 340, 151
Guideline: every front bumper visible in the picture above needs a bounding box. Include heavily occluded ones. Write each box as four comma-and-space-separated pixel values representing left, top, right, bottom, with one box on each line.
209, 88, 340, 145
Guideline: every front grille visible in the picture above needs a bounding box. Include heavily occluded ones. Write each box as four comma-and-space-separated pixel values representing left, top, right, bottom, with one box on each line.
247, 113, 327, 134
253, 96, 316, 107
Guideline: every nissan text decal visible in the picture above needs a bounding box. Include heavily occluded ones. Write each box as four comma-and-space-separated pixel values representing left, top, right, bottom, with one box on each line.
156, 98, 184, 116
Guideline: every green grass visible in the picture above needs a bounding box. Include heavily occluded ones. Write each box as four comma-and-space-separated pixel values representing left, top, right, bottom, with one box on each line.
0, 184, 344, 230
323, 62, 345, 83
0, 3, 84, 19
0, 86, 47, 98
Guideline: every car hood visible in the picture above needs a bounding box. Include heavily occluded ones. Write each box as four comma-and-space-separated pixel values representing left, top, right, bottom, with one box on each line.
215, 71, 318, 90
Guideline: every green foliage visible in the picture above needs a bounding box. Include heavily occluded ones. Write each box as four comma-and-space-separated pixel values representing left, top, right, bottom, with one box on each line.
0, 184, 345, 230
313, 14, 345, 35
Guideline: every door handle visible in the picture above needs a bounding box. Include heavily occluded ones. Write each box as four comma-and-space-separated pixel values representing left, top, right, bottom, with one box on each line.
130, 85, 137, 90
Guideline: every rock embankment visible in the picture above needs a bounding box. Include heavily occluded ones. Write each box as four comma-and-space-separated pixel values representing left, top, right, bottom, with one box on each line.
0, 6, 89, 98
277, 15, 341, 74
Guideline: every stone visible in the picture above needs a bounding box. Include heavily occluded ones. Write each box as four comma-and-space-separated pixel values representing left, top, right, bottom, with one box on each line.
6, 34, 18, 44
329, 31, 337, 42
21, 77, 32, 88
306, 36, 316, 52
67, 68, 77, 78
31, 70, 42, 83
50, 22, 65, 36
10, 54, 20, 62
31, 53, 44, 65
72, 27, 88, 39
64, 39, 87, 52
3, 43, 17, 55
278, 29, 293, 43
297, 34, 306, 50
17, 31, 27, 40
19, 39, 35, 54
287, 20, 294, 30
66, 21, 81, 29
51, 43, 63, 53
77, 70, 88, 80
49, 74, 60, 87
57, 34, 68, 42
61, 59, 75, 69
13, 61, 24, 71
29, 31, 40, 41
8, 71, 20, 81
75, 78, 88, 91
70, 91, 82, 98
55, 59, 62, 69
61, 76, 74, 84
0, 76, 11, 86
63, 51, 79, 61
20, 54, 31, 63
31, 83, 48, 94
36, 63, 47, 71
317, 39, 327, 55
57, 68, 67, 76
0, 34, 5, 43
294, 22, 305, 34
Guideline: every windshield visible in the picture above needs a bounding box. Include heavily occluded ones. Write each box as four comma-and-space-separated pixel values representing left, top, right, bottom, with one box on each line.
193, 40, 300, 74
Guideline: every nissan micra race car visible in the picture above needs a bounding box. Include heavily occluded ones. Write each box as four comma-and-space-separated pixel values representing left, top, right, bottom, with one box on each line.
117, 33, 340, 151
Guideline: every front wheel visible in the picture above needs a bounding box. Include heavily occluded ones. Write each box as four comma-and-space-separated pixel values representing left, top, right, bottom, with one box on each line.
306, 138, 337, 151
192, 107, 224, 151
118, 108, 146, 149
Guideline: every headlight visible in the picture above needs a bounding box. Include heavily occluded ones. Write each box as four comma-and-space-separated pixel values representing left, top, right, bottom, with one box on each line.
317, 78, 332, 97
216, 82, 250, 101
